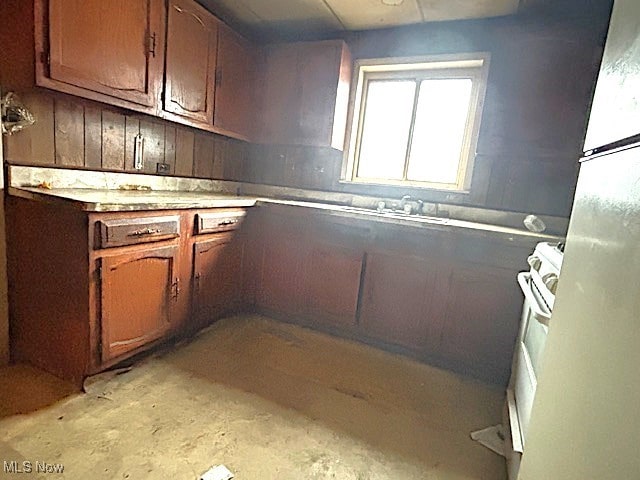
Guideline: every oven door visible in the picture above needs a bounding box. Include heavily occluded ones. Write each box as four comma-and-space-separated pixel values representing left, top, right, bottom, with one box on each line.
512, 272, 552, 446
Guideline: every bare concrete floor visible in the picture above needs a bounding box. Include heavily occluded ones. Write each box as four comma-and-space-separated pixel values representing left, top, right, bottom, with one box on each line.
0, 315, 506, 479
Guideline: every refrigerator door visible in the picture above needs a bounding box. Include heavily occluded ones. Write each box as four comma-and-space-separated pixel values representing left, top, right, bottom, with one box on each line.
517, 144, 640, 479
584, 0, 640, 152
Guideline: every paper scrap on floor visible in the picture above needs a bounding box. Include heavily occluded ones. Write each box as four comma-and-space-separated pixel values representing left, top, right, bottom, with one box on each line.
470, 424, 506, 457
199, 464, 234, 480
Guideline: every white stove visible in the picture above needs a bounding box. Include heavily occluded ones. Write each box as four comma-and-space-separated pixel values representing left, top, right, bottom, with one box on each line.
504, 241, 564, 479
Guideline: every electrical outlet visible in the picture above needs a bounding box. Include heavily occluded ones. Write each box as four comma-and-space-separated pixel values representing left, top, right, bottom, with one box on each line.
156, 163, 170, 174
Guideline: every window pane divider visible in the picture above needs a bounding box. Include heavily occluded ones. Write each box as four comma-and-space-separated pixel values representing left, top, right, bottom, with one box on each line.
402, 79, 421, 181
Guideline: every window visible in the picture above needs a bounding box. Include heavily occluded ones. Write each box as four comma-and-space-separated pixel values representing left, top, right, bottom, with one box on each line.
343, 54, 490, 191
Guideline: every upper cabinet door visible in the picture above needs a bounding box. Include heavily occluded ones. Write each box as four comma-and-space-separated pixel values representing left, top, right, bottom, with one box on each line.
164, 0, 218, 124
214, 24, 257, 139
297, 41, 350, 149
258, 40, 352, 149
47, 0, 165, 107
259, 44, 300, 145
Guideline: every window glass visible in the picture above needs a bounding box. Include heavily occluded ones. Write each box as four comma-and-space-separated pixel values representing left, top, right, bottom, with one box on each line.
407, 78, 473, 184
345, 55, 488, 191
356, 80, 416, 180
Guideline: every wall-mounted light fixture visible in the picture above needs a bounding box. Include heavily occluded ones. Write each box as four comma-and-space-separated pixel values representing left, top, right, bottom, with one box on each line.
1, 92, 35, 135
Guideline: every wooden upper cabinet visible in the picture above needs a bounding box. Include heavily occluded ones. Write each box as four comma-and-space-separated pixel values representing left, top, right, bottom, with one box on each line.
100, 244, 179, 362
0, 0, 260, 138
259, 44, 299, 145
259, 40, 352, 150
164, 0, 218, 124
44, 0, 165, 108
214, 24, 257, 140
297, 41, 351, 149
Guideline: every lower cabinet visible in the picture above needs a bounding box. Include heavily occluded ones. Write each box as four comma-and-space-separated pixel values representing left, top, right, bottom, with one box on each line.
8, 197, 534, 387
358, 252, 442, 353
255, 211, 366, 330
7, 198, 252, 386
439, 264, 523, 384
253, 206, 535, 386
192, 233, 245, 330
100, 245, 179, 362
303, 243, 363, 329
255, 212, 309, 316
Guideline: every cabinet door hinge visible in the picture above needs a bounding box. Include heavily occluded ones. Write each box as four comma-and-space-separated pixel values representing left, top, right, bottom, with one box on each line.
40, 51, 50, 65
148, 32, 157, 58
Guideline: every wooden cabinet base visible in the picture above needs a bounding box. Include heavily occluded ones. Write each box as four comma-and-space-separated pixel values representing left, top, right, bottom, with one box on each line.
252, 204, 539, 386
7, 198, 90, 386
7, 198, 252, 386
8, 198, 539, 388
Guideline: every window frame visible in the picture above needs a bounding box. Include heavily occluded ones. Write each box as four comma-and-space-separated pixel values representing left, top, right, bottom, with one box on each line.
342, 53, 491, 192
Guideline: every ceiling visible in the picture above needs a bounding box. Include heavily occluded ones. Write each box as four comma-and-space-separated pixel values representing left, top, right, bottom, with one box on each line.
199, 0, 521, 39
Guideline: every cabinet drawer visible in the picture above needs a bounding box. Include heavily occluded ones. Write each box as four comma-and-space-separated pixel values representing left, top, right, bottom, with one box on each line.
195, 210, 246, 234
98, 216, 181, 248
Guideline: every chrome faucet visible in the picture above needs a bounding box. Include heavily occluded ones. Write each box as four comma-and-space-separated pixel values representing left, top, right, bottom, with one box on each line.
399, 195, 412, 211
399, 195, 423, 215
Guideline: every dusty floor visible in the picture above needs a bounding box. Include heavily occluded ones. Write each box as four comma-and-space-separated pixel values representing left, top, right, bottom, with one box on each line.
0, 315, 506, 479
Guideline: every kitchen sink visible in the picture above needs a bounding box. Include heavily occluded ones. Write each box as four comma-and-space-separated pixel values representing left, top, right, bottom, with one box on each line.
335, 205, 449, 224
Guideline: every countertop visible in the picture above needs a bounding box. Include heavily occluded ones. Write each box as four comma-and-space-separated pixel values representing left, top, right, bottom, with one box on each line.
257, 198, 561, 241
8, 186, 561, 241
8, 187, 258, 211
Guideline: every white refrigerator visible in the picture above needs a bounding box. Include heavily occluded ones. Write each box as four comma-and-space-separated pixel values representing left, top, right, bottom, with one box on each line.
517, 0, 640, 478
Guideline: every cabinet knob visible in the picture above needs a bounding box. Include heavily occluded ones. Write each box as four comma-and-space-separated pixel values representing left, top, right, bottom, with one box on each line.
527, 255, 542, 271
542, 273, 559, 295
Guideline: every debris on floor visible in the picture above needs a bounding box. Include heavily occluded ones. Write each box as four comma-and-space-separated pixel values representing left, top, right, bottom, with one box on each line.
199, 464, 234, 480
0, 315, 507, 479
470, 424, 506, 457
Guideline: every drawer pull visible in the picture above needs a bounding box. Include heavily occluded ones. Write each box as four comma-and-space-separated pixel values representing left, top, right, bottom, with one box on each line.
128, 228, 161, 237
217, 219, 238, 227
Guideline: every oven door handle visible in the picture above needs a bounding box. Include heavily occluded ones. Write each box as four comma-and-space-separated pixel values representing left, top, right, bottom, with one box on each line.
517, 272, 552, 326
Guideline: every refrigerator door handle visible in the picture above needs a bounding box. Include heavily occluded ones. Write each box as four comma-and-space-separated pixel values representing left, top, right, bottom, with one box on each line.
517, 272, 552, 326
